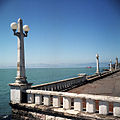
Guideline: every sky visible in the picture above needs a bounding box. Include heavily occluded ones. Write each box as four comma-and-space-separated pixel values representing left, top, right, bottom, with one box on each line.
0, 0, 120, 68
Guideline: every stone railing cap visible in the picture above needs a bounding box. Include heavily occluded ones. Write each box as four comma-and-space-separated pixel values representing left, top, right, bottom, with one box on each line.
26, 89, 120, 103
78, 73, 87, 76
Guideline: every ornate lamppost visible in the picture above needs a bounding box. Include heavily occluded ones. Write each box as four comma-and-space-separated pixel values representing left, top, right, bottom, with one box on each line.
96, 54, 100, 74
115, 57, 118, 70
10, 18, 30, 84
9, 18, 32, 103
109, 59, 112, 72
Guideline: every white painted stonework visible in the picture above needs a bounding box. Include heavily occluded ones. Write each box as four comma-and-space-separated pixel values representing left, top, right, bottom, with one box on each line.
74, 98, 83, 111
10, 85, 29, 103
53, 96, 61, 107
63, 97, 71, 110
56, 117, 65, 120
46, 115, 55, 120
113, 102, 120, 117
46, 115, 72, 120
99, 101, 109, 115
44, 95, 51, 106
28, 93, 34, 103
86, 99, 96, 113
10, 86, 21, 103
35, 94, 42, 105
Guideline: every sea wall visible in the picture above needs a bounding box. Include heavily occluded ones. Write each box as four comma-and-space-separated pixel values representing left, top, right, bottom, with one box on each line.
11, 107, 73, 120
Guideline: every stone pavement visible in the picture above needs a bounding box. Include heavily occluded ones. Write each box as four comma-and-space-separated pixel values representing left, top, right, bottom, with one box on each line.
68, 71, 120, 97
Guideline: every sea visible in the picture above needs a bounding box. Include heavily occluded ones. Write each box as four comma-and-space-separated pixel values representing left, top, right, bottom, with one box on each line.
0, 67, 106, 119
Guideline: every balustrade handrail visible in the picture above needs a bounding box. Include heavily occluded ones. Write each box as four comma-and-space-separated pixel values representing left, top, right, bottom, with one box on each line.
26, 89, 120, 103
31, 75, 85, 88
25, 70, 120, 118
31, 70, 120, 89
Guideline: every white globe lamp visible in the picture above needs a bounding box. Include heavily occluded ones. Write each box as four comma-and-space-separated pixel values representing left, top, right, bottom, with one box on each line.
23, 25, 30, 33
10, 22, 18, 31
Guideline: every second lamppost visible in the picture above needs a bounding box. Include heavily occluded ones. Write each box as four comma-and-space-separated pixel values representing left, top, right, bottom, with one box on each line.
10, 18, 30, 84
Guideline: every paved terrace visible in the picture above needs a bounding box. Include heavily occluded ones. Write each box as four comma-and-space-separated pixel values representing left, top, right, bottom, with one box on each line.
68, 71, 120, 97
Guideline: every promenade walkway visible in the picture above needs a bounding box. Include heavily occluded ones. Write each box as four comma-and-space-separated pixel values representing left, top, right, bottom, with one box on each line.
68, 71, 120, 97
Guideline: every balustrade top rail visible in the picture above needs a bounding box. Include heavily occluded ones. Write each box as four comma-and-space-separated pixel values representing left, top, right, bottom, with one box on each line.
25, 88, 120, 118
31, 75, 86, 89
26, 89, 120, 103
87, 69, 120, 80
31, 69, 120, 90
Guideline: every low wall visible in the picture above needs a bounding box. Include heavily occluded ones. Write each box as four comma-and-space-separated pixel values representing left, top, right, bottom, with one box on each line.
31, 74, 87, 91
10, 89, 120, 120
31, 70, 120, 92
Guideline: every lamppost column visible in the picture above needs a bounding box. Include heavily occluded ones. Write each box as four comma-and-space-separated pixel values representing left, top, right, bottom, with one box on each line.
16, 18, 27, 83
110, 59, 112, 72
96, 54, 100, 74
115, 57, 118, 70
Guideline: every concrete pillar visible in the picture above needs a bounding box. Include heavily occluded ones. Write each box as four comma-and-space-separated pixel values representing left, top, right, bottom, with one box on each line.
27, 93, 34, 103
53, 85, 57, 91
35, 94, 42, 105
64, 82, 67, 88
47, 86, 50, 91
74, 98, 83, 111
44, 95, 51, 106
110, 59, 112, 72
86, 99, 96, 113
10, 86, 21, 103
68, 81, 71, 87
66, 82, 68, 87
96, 54, 100, 74
99, 101, 109, 115
73, 80, 75, 85
59, 84, 62, 90
9, 84, 31, 103
62, 83, 65, 89
60, 84, 62, 90
44, 87, 46, 90
51, 86, 54, 91
53, 96, 61, 107
57, 84, 60, 90
113, 102, 120, 117
63, 97, 71, 110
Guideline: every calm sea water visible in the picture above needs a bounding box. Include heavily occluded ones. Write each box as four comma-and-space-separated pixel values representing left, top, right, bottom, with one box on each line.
0, 67, 105, 116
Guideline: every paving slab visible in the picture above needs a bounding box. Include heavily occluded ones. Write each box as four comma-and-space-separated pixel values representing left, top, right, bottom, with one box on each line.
68, 71, 120, 97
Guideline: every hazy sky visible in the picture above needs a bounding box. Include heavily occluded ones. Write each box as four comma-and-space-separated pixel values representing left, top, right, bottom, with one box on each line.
0, 0, 120, 68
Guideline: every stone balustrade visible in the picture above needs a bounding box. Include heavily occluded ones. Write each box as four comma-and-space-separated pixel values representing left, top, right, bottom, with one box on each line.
31, 73, 87, 91
26, 89, 120, 117
30, 70, 120, 92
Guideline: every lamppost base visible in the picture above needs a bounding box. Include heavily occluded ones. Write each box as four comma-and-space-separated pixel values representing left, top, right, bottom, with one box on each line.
96, 72, 100, 75
15, 77, 28, 84
9, 82, 32, 103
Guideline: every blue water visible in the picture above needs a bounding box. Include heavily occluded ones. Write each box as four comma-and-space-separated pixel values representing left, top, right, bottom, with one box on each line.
0, 67, 105, 116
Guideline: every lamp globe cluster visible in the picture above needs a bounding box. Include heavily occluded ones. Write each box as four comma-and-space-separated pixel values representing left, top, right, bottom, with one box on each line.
10, 21, 30, 33
96, 54, 99, 58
